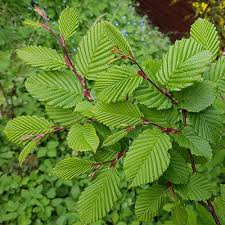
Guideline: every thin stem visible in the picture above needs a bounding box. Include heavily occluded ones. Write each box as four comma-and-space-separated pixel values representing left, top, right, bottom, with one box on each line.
188, 149, 196, 173
129, 57, 178, 106
39, 23, 93, 101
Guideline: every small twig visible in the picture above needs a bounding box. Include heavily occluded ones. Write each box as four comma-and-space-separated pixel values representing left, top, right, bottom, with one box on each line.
188, 149, 196, 173
38, 19, 93, 101
128, 57, 178, 106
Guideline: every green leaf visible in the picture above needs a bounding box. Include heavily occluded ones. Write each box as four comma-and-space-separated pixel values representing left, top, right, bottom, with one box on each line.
4, 116, 54, 145
175, 81, 216, 112
102, 129, 128, 147
204, 57, 225, 93
46, 105, 85, 127
124, 128, 171, 187
53, 157, 94, 179
93, 101, 143, 128
23, 20, 41, 29
19, 140, 39, 165
17, 45, 65, 70
142, 59, 161, 81
74, 101, 95, 118
26, 71, 82, 108
79, 168, 121, 223
67, 123, 99, 152
104, 21, 133, 57
190, 107, 223, 143
75, 21, 114, 80
163, 150, 191, 184
190, 18, 220, 59
175, 126, 212, 159
140, 105, 180, 127
135, 185, 168, 221
94, 65, 143, 103
58, 7, 79, 40
134, 82, 172, 110
171, 203, 188, 225
157, 39, 212, 91
175, 173, 213, 201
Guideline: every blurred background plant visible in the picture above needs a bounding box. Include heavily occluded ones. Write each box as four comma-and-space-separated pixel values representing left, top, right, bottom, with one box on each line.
0, 0, 170, 224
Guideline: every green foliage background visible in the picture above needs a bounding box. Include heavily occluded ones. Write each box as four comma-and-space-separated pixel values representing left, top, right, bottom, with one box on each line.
0, 0, 170, 224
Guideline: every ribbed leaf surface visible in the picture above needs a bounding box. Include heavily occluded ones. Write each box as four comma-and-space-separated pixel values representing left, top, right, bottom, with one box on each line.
75, 101, 95, 118
124, 128, 171, 187
104, 21, 133, 56
46, 105, 85, 127
175, 126, 212, 159
135, 185, 167, 221
134, 82, 172, 110
26, 71, 82, 108
190, 107, 222, 143
94, 66, 142, 103
19, 140, 39, 165
140, 105, 180, 127
175, 173, 213, 200
75, 22, 114, 80
79, 168, 121, 223
157, 39, 212, 91
163, 150, 191, 184
58, 7, 79, 40
17, 45, 65, 70
204, 57, 225, 93
102, 129, 128, 147
175, 81, 216, 112
53, 157, 94, 179
142, 59, 161, 81
190, 18, 220, 59
67, 123, 99, 152
93, 101, 143, 128
171, 203, 188, 225
4, 116, 54, 145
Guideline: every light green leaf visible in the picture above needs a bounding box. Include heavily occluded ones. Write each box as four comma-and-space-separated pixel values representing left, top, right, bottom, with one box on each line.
175, 173, 213, 200
79, 168, 121, 223
135, 185, 168, 221
19, 140, 39, 165
175, 81, 216, 112
94, 65, 143, 103
190, 107, 223, 143
4, 116, 54, 145
53, 157, 94, 179
190, 18, 220, 59
75, 21, 114, 80
142, 59, 161, 81
58, 7, 79, 40
93, 101, 143, 128
157, 39, 212, 91
134, 82, 172, 110
46, 105, 85, 127
124, 128, 171, 187
67, 123, 99, 152
104, 21, 133, 57
74, 101, 95, 118
204, 57, 225, 93
175, 126, 212, 159
171, 203, 188, 225
26, 71, 82, 108
140, 105, 180, 127
102, 129, 128, 147
23, 20, 41, 29
17, 45, 65, 70
163, 150, 191, 184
